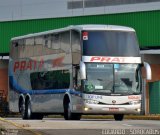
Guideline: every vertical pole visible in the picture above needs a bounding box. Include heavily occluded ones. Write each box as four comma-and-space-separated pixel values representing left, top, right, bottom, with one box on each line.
141, 79, 146, 115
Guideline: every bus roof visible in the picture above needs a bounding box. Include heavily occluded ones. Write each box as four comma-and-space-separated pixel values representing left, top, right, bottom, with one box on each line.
11, 25, 135, 41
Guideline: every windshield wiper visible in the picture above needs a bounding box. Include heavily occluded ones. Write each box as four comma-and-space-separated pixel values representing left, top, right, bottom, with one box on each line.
124, 91, 140, 95
130, 92, 140, 95
112, 91, 140, 95
97, 78, 103, 81
93, 89, 112, 93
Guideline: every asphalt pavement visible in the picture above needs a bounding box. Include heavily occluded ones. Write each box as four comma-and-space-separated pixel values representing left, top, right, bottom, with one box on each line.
0, 118, 160, 135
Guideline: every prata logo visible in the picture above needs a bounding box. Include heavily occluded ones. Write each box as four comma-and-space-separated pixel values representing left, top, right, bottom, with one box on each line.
14, 59, 44, 72
112, 100, 116, 104
90, 56, 125, 63
13, 56, 65, 72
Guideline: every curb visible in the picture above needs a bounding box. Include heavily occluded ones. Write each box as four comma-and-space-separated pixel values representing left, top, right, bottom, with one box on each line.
46, 114, 160, 120
82, 115, 160, 120
0, 117, 42, 135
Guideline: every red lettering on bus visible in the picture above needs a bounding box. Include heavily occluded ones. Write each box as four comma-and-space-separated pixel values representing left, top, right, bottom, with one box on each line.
101, 57, 111, 62
13, 58, 44, 72
90, 57, 101, 62
90, 56, 126, 63
20, 61, 26, 71
111, 58, 120, 62
26, 60, 32, 70
128, 95, 140, 100
14, 62, 20, 72
52, 56, 64, 67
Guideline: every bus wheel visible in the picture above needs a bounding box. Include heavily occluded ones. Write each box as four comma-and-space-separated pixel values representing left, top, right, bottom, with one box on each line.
25, 100, 33, 119
64, 101, 81, 120
19, 100, 27, 120
114, 114, 124, 121
64, 101, 72, 120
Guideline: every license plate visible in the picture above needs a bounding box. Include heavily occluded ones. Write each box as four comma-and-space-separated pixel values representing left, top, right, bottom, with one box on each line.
109, 108, 119, 111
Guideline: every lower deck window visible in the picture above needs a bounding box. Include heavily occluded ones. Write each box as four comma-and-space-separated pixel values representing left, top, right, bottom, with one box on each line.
30, 70, 70, 90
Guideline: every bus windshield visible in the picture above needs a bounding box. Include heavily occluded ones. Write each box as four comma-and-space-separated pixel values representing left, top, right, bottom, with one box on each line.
84, 63, 141, 95
82, 31, 140, 57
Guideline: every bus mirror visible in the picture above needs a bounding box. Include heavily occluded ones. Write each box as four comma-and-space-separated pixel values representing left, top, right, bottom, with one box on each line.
143, 62, 152, 80
80, 61, 86, 80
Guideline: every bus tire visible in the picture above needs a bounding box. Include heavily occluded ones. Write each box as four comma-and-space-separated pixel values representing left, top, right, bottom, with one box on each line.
25, 99, 33, 119
114, 114, 124, 121
64, 100, 81, 120
19, 100, 27, 120
64, 101, 72, 120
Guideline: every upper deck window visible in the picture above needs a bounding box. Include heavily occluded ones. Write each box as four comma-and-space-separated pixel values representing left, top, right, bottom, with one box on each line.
68, 0, 159, 9
82, 31, 140, 57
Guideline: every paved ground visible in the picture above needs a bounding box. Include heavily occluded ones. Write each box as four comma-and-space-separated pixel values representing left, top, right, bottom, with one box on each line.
0, 118, 160, 135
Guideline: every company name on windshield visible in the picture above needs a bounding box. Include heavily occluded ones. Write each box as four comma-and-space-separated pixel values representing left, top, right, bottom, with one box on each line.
90, 56, 125, 63
86, 56, 141, 63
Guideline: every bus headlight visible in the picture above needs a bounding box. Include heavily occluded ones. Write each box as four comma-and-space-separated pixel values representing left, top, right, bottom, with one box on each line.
135, 108, 141, 112
129, 100, 141, 105
85, 99, 99, 104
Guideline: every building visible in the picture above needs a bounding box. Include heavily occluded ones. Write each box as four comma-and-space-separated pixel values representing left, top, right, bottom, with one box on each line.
0, 0, 160, 114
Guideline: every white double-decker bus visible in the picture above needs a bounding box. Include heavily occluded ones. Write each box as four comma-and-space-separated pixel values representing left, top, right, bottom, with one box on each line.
9, 25, 151, 121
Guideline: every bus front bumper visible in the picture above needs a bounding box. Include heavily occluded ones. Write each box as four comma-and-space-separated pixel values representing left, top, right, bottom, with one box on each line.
82, 103, 141, 115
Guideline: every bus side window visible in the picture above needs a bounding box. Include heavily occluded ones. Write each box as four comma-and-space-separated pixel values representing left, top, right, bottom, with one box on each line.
34, 36, 43, 56
25, 38, 34, 57
18, 39, 25, 58
60, 31, 70, 54
11, 41, 18, 59
71, 30, 81, 65
43, 35, 53, 55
